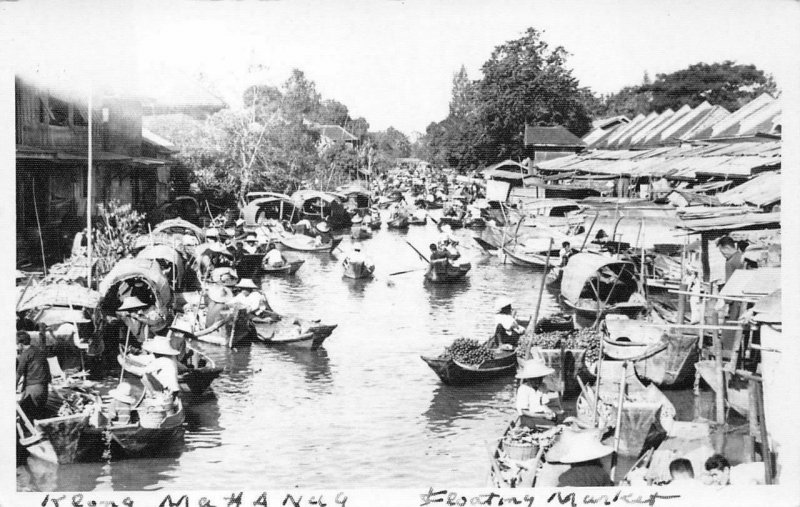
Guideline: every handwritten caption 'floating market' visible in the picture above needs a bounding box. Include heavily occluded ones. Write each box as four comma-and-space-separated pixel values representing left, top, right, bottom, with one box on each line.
419, 488, 681, 507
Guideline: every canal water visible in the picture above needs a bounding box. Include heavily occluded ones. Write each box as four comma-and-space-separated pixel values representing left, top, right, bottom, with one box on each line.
16, 218, 720, 491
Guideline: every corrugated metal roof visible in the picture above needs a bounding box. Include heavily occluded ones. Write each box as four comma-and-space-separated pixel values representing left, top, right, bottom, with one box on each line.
717, 171, 781, 207
596, 114, 648, 149
523, 125, 586, 147
676, 211, 780, 233
687, 93, 776, 141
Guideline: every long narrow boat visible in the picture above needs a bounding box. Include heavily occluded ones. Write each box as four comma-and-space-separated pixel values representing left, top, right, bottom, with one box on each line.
488, 419, 565, 488
502, 247, 559, 269
17, 388, 99, 464
421, 349, 516, 385
424, 258, 471, 283
343, 259, 375, 279
409, 214, 427, 226
439, 216, 464, 229
254, 318, 338, 350
387, 216, 410, 229
98, 397, 185, 457
184, 307, 252, 348
280, 235, 342, 252
118, 348, 223, 395
261, 259, 305, 276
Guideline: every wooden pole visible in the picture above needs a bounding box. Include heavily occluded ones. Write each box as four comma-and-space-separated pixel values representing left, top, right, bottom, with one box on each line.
700, 232, 710, 284
610, 361, 628, 482
592, 334, 605, 427
31, 179, 48, 276
712, 309, 726, 425
754, 380, 773, 484
676, 235, 688, 325
526, 237, 553, 360
87, 87, 93, 288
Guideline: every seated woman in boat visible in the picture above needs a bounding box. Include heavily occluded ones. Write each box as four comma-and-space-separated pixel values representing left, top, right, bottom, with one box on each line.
205, 284, 234, 328
117, 295, 162, 344
548, 429, 614, 487
241, 234, 261, 255
106, 382, 137, 425
263, 242, 285, 267
559, 241, 575, 268
314, 222, 333, 245
293, 219, 313, 236
491, 297, 526, 348
515, 359, 560, 429
142, 335, 182, 399
230, 278, 272, 315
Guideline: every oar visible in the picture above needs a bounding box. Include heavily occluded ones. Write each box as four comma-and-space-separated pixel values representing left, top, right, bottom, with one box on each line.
427, 213, 439, 225
388, 268, 426, 276
405, 240, 431, 264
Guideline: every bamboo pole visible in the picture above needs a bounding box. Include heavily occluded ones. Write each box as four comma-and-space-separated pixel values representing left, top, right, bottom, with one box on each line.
525, 237, 553, 360
31, 179, 48, 276
592, 335, 605, 427
87, 87, 93, 288
610, 361, 628, 482
580, 212, 599, 252
712, 309, 726, 425
676, 235, 688, 325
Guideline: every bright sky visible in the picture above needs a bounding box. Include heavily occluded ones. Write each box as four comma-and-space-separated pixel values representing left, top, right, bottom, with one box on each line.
2, 0, 798, 134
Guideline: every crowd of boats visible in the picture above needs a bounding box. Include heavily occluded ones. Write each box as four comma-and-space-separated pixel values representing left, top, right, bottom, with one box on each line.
15, 162, 781, 489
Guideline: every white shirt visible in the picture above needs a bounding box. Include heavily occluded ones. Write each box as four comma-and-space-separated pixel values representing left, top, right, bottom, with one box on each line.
516, 383, 551, 415
243, 243, 259, 254
496, 314, 517, 331
265, 249, 284, 266
145, 356, 180, 394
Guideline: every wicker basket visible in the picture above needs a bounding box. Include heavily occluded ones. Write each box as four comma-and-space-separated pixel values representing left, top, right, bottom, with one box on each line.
503, 440, 538, 461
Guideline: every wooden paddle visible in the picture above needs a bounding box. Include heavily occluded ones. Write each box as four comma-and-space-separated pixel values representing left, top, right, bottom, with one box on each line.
388, 268, 426, 276
404, 240, 431, 264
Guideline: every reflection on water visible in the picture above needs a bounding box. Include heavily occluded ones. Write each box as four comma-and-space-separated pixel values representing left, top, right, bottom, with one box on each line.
18, 220, 694, 490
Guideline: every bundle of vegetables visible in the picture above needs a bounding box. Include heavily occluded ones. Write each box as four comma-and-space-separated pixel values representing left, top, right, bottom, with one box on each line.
504, 425, 561, 447
516, 328, 602, 362
57, 393, 88, 417
441, 338, 494, 365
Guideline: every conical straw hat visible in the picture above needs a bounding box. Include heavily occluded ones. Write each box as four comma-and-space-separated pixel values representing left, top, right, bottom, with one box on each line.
515, 359, 555, 379
142, 335, 180, 356
545, 428, 613, 463
118, 296, 148, 312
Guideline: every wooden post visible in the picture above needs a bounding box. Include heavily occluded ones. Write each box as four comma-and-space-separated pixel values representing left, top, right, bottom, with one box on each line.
676, 236, 688, 325
700, 232, 710, 283
712, 309, 726, 425
610, 361, 628, 482
87, 87, 93, 288
526, 238, 553, 360
754, 380, 773, 484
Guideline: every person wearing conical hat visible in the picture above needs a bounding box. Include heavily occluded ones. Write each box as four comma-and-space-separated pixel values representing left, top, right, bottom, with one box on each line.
515, 359, 560, 429
546, 428, 614, 487
314, 222, 332, 246
242, 233, 260, 255
230, 278, 271, 316
142, 335, 181, 396
490, 297, 525, 349
116, 295, 159, 344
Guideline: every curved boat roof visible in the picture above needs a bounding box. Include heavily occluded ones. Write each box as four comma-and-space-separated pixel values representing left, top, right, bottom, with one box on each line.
152, 218, 204, 240
561, 253, 635, 304
242, 197, 297, 225
99, 258, 172, 311
17, 282, 101, 311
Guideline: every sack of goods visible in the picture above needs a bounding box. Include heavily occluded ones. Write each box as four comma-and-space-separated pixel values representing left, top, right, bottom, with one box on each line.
442, 338, 493, 365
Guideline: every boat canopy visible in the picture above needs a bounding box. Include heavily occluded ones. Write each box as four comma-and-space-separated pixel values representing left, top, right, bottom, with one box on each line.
136, 244, 186, 287
99, 258, 172, 313
245, 191, 293, 204
152, 218, 205, 242
242, 197, 299, 226
17, 282, 101, 312
561, 253, 638, 304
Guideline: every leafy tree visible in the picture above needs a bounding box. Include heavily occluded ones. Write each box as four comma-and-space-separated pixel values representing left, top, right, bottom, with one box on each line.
345, 117, 370, 140
476, 28, 593, 162
315, 99, 350, 126
645, 61, 777, 113
370, 127, 412, 159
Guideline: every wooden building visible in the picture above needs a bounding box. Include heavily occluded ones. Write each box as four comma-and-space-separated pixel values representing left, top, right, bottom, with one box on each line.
15, 76, 173, 265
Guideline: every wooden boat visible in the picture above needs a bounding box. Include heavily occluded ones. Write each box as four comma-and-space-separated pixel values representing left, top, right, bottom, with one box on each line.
280, 235, 342, 252
117, 348, 223, 395
100, 396, 185, 457
465, 217, 486, 229
560, 253, 647, 325
424, 258, 471, 283
601, 318, 666, 361
633, 333, 698, 387
487, 418, 565, 488
350, 225, 373, 240
261, 258, 305, 276
409, 214, 427, 226
387, 215, 410, 229
17, 388, 99, 464
439, 216, 464, 229
502, 247, 559, 269
695, 360, 749, 416
254, 318, 337, 350
421, 339, 517, 386
343, 258, 375, 279
180, 306, 252, 348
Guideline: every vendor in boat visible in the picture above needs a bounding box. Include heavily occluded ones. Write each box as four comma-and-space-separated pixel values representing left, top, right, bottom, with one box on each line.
263, 242, 285, 267
429, 243, 449, 262
546, 429, 614, 487
559, 241, 574, 268
230, 278, 273, 317
205, 284, 234, 327
17, 331, 51, 421
314, 222, 333, 245
242, 234, 261, 255
515, 359, 560, 429
106, 382, 136, 424
117, 295, 160, 344
167, 320, 201, 369
293, 218, 313, 236
491, 297, 526, 348
142, 335, 182, 397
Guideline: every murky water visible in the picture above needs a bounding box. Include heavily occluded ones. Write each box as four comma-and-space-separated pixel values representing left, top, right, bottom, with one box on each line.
17, 217, 708, 491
